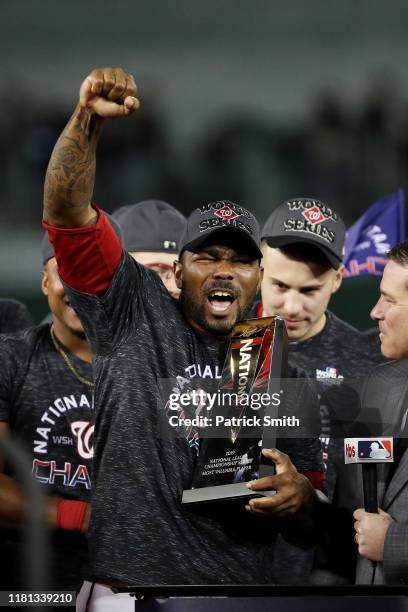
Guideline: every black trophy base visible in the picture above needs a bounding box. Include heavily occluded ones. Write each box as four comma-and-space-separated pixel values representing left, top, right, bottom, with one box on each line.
182, 482, 275, 510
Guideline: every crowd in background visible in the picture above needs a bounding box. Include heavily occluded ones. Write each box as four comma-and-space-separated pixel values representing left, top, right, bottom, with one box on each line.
1, 73, 408, 230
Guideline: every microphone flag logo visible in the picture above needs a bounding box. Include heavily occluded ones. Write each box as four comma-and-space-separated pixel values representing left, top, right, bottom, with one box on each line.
344, 437, 394, 464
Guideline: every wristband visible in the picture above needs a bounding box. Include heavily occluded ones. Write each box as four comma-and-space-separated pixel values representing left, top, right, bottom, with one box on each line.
56, 499, 88, 531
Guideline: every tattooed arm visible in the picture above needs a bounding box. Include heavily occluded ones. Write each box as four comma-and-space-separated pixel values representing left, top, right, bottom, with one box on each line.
43, 67, 139, 228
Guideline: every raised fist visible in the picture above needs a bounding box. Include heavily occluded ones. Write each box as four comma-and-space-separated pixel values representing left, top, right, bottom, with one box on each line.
79, 67, 139, 118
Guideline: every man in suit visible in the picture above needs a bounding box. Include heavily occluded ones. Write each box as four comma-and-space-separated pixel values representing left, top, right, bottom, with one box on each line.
353, 240, 408, 585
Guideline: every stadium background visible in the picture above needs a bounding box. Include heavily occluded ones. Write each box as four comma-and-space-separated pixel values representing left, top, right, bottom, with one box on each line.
1, 0, 408, 328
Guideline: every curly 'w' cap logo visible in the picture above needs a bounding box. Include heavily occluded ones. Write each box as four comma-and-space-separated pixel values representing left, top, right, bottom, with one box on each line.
302, 206, 327, 226
214, 206, 240, 220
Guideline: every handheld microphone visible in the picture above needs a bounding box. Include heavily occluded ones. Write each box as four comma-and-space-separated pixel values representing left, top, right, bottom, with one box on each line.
344, 437, 393, 513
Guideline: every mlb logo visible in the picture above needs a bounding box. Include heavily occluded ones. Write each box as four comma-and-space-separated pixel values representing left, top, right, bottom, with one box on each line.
214, 206, 240, 220
344, 438, 394, 463
358, 439, 392, 460
302, 206, 327, 226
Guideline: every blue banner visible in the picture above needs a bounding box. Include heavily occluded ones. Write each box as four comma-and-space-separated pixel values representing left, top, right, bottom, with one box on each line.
343, 189, 405, 278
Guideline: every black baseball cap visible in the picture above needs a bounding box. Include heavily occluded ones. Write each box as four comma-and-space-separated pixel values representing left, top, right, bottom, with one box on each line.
112, 200, 186, 254
41, 212, 123, 264
179, 200, 262, 259
261, 197, 346, 269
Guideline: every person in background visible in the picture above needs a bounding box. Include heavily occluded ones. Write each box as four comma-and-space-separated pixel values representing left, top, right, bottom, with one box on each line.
0, 235, 94, 606
352, 240, 408, 584
112, 200, 186, 299
258, 198, 385, 583
259, 197, 384, 496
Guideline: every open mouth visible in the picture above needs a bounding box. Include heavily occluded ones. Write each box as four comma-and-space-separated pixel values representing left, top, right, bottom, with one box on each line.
207, 290, 236, 316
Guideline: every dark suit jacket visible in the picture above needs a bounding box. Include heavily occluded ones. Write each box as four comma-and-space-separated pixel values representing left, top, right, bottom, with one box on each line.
320, 358, 408, 584
354, 358, 408, 585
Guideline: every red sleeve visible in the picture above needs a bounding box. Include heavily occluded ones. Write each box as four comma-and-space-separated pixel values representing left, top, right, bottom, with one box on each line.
255, 303, 263, 318
42, 205, 122, 295
299, 470, 326, 492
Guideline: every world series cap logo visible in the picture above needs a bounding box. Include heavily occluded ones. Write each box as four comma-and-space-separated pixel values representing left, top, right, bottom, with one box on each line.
214, 206, 241, 220
302, 206, 327, 226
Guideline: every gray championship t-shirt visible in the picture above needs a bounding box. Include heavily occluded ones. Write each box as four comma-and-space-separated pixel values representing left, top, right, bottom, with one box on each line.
0, 324, 93, 593
66, 253, 323, 586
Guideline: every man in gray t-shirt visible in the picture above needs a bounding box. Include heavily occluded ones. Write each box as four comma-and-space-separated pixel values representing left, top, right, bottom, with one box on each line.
0, 238, 93, 603
43, 66, 324, 607
259, 198, 385, 583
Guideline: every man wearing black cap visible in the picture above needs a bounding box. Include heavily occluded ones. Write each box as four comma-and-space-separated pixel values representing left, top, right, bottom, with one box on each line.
112, 200, 186, 299
0, 235, 94, 602
42, 67, 323, 609
259, 198, 347, 342
259, 198, 384, 582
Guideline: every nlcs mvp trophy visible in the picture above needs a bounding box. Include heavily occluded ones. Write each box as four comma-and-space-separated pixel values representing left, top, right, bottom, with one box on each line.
182, 316, 288, 509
